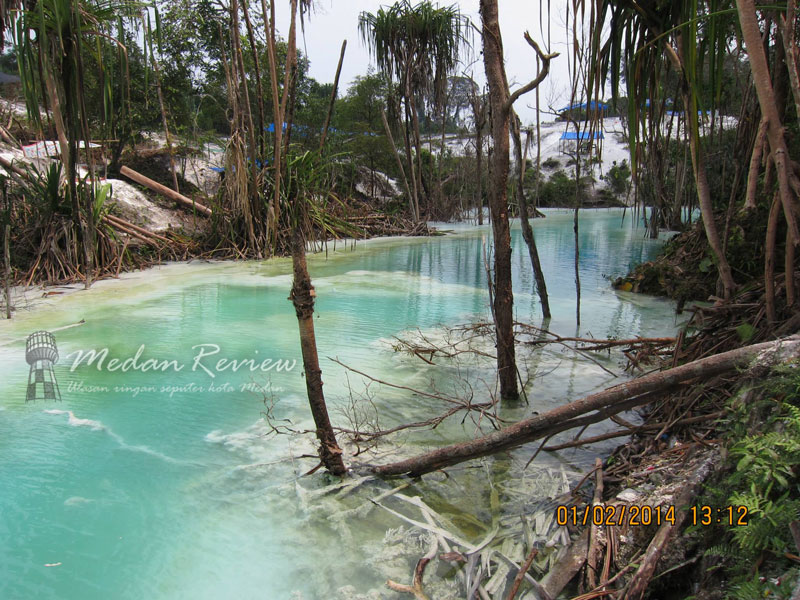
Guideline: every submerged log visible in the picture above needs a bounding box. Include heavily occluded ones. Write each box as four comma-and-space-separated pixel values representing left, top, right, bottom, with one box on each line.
120, 165, 212, 216
368, 336, 800, 478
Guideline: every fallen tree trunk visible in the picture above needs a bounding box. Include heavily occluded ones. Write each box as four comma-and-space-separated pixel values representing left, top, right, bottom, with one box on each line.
101, 217, 160, 245
104, 214, 172, 244
120, 165, 212, 216
368, 336, 800, 478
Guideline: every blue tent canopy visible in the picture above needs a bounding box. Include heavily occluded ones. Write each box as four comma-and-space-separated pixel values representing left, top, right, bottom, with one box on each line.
559, 131, 605, 140
557, 101, 609, 113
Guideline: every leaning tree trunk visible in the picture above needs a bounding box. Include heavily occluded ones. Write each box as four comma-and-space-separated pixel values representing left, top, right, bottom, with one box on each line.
381, 109, 415, 216
143, 11, 180, 195
4, 221, 10, 319
480, 0, 518, 401
476, 123, 484, 225
511, 111, 551, 318
290, 226, 346, 476
665, 43, 738, 299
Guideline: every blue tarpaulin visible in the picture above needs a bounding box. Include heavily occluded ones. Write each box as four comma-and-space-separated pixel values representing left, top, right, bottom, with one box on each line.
557, 101, 609, 113
265, 123, 309, 135
559, 131, 605, 140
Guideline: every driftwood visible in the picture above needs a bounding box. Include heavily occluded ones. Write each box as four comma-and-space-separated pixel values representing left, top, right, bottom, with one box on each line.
621, 454, 716, 600
368, 336, 800, 477
120, 165, 212, 216
101, 216, 153, 245
540, 529, 590, 597
586, 457, 605, 590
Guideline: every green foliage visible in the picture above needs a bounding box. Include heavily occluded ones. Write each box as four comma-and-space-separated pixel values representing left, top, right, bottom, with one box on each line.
529, 169, 590, 207
734, 322, 756, 343
699, 363, 800, 595
542, 157, 560, 170
24, 162, 67, 215
728, 573, 798, 600
91, 182, 112, 225
358, 0, 470, 109
601, 159, 631, 197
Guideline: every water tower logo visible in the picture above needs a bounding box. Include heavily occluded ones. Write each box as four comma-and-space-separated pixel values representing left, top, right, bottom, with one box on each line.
25, 331, 62, 401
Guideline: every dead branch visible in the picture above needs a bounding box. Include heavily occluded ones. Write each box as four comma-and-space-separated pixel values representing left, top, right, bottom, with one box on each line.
586, 458, 605, 590
541, 411, 726, 451
368, 336, 800, 477
541, 529, 590, 597
505, 546, 541, 600
387, 535, 438, 600
331, 357, 503, 441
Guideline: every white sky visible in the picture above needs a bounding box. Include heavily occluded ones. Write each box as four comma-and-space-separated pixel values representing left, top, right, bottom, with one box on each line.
272, 0, 581, 125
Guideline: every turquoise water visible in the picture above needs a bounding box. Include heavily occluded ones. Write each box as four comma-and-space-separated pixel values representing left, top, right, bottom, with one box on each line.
0, 209, 677, 599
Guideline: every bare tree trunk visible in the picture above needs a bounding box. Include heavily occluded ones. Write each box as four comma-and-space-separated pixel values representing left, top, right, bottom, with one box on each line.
780, 0, 800, 126
683, 86, 737, 299
766, 194, 780, 323
241, 0, 266, 157
737, 0, 800, 248
382, 109, 415, 216
4, 222, 10, 319
369, 336, 800, 478
476, 127, 484, 225
261, 0, 285, 250
230, 0, 258, 252
787, 227, 797, 308
665, 44, 738, 299
409, 93, 426, 218
511, 111, 551, 318
573, 157, 581, 326
320, 40, 347, 150
480, 0, 518, 401
143, 12, 180, 194
402, 92, 420, 222
469, 80, 485, 225
290, 227, 346, 476
61, 40, 93, 290
745, 118, 767, 210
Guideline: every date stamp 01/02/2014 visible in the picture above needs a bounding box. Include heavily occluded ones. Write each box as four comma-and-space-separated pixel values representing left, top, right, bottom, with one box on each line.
556, 504, 750, 528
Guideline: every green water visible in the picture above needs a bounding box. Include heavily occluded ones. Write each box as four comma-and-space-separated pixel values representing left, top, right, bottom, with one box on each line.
0, 209, 677, 599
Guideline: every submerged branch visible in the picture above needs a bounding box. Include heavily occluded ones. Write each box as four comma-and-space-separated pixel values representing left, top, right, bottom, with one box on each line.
367, 336, 800, 477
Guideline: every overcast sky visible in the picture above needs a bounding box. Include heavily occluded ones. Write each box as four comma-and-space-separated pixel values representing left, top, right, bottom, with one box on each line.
271, 0, 579, 125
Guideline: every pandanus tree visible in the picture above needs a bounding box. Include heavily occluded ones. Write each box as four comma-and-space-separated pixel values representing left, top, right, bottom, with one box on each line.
589, 0, 739, 299
590, 0, 800, 307
11, 0, 138, 288
358, 0, 468, 222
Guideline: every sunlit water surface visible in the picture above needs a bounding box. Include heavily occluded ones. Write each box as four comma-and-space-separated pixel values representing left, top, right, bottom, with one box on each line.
0, 209, 678, 599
